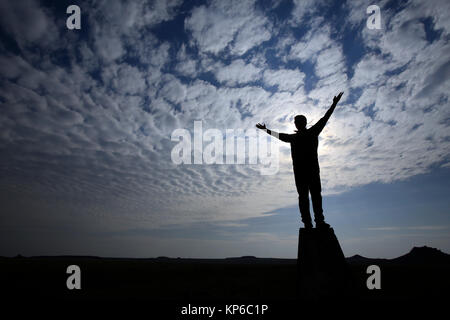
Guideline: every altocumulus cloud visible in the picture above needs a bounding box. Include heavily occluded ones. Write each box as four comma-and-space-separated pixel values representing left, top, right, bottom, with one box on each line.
0, 0, 449, 256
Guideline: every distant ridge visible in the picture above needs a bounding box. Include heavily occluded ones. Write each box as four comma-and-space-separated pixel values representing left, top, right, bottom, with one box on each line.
226, 255, 257, 260
346, 246, 450, 265
224, 256, 296, 264
3, 245, 449, 264
346, 254, 388, 265
391, 246, 450, 265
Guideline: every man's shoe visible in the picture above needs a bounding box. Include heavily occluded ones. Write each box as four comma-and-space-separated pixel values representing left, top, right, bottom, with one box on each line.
304, 222, 313, 229
316, 221, 330, 229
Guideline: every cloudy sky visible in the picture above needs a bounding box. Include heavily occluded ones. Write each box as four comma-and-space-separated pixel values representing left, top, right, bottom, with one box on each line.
0, 0, 449, 258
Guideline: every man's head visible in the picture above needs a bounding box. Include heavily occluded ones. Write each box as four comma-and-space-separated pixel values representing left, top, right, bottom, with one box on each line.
294, 115, 307, 131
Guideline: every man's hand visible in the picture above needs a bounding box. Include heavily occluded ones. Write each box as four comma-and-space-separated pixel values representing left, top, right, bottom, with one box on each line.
256, 123, 266, 130
333, 92, 344, 105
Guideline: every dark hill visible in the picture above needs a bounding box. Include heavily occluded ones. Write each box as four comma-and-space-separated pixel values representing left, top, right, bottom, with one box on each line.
391, 245, 450, 265
346, 254, 388, 265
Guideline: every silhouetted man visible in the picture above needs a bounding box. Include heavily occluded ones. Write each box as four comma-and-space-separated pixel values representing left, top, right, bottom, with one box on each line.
256, 92, 344, 229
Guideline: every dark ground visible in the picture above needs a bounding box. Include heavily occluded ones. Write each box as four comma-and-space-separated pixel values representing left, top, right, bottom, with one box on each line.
1, 247, 449, 316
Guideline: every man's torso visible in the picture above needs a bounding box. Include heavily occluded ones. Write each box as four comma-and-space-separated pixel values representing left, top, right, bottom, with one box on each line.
290, 129, 320, 173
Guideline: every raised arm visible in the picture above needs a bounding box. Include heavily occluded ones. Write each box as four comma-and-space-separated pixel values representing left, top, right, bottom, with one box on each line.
323, 91, 344, 123
256, 123, 292, 143
311, 91, 344, 135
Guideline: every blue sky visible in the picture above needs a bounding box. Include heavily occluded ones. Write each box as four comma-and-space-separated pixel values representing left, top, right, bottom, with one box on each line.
0, 0, 449, 258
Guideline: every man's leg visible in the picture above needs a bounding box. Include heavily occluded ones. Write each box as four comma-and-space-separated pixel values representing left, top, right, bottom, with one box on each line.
309, 173, 326, 225
294, 170, 313, 227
